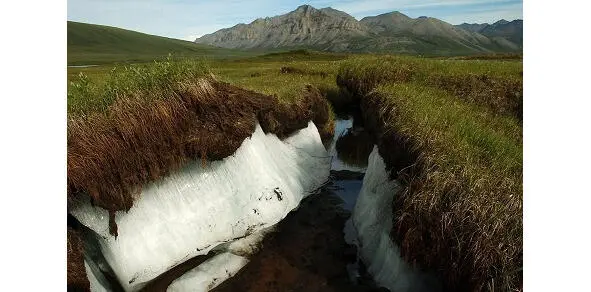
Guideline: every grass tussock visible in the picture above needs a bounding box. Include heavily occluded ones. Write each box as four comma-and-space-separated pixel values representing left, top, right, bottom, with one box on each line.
337, 57, 522, 291
68, 58, 334, 235
67, 227, 89, 291
210, 58, 342, 137
336, 56, 415, 97
68, 56, 210, 115
337, 56, 522, 120
280, 66, 329, 78
259, 84, 335, 142
427, 73, 523, 120
315, 83, 356, 118
207, 57, 354, 124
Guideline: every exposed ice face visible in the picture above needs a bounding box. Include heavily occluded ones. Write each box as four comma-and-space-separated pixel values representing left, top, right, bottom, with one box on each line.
352, 146, 439, 292
84, 260, 109, 292
166, 252, 249, 292
70, 122, 330, 291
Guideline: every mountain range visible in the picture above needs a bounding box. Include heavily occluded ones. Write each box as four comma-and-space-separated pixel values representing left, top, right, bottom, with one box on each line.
195, 5, 522, 55
457, 19, 523, 47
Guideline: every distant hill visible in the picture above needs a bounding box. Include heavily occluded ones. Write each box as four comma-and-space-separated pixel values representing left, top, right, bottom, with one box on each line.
456, 23, 489, 33
356, 12, 519, 54
195, 5, 522, 55
456, 19, 523, 47
67, 21, 254, 65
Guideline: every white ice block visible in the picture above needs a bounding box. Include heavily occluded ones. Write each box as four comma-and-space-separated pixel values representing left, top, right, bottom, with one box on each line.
167, 252, 249, 292
84, 260, 109, 292
352, 146, 438, 292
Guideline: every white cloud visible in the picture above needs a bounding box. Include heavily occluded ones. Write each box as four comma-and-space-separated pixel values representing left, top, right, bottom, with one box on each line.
180, 24, 231, 40
440, 5, 523, 24
331, 0, 521, 20
332, 0, 490, 16
182, 35, 198, 41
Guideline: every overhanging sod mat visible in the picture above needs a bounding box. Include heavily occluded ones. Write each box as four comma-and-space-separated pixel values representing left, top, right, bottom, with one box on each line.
67, 58, 335, 291
67, 58, 334, 233
337, 56, 522, 291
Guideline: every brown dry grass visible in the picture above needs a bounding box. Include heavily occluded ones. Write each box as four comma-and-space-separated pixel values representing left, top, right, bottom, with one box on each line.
68, 79, 263, 212
337, 56, 523, 120
259, 84, 334, 142
68, 78, 333, 235
67, 227, 90, 291
336, 57, 414, 98
337, 57, 522, 291
428, 73, 523, 120
362, 89, 521, 291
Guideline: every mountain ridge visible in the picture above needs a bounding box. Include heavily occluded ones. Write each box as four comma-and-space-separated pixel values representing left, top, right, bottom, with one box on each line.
195, 5, 522, 55
456, 19, 523, 46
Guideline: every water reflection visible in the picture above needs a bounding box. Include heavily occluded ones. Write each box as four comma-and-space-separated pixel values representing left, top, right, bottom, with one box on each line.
336, 128, 373, 168
328, 117, 373, 172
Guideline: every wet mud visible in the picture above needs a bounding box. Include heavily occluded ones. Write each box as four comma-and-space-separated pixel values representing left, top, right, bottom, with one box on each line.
212, 182, 380, 292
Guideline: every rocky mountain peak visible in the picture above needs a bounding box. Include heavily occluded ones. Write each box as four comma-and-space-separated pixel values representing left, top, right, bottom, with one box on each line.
494, 19, 510, 25
194, 6, 522, 54
295, 4, 314, 11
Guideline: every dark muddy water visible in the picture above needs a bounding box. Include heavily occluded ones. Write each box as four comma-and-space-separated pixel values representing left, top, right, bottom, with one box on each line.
327, 118, 375, 287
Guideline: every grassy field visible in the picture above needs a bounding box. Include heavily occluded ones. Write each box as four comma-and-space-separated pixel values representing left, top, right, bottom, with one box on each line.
67, 51, 347, 112
337, 55, 523, 119
67, 21, 257, 65
212, 56, 343, 100
67, 57, 211, 114
67, 51, 350, 137
336, 56, 522, 291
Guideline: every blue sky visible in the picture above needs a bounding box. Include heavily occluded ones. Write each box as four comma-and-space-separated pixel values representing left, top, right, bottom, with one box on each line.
67, 0, 523, 41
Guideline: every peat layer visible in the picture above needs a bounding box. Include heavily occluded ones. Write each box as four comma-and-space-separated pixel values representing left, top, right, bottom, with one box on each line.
68, 79, 333, 218
336, 58, 522, 291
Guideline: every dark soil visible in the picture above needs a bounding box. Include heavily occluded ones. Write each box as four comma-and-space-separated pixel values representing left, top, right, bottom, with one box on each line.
141, 254, 212, 292
212, 190, 380, 292
67, 227, 90, 291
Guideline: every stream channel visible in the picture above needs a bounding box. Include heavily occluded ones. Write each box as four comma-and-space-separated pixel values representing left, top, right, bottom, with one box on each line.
76, 114, 389, 292
212, 115, 384, 292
